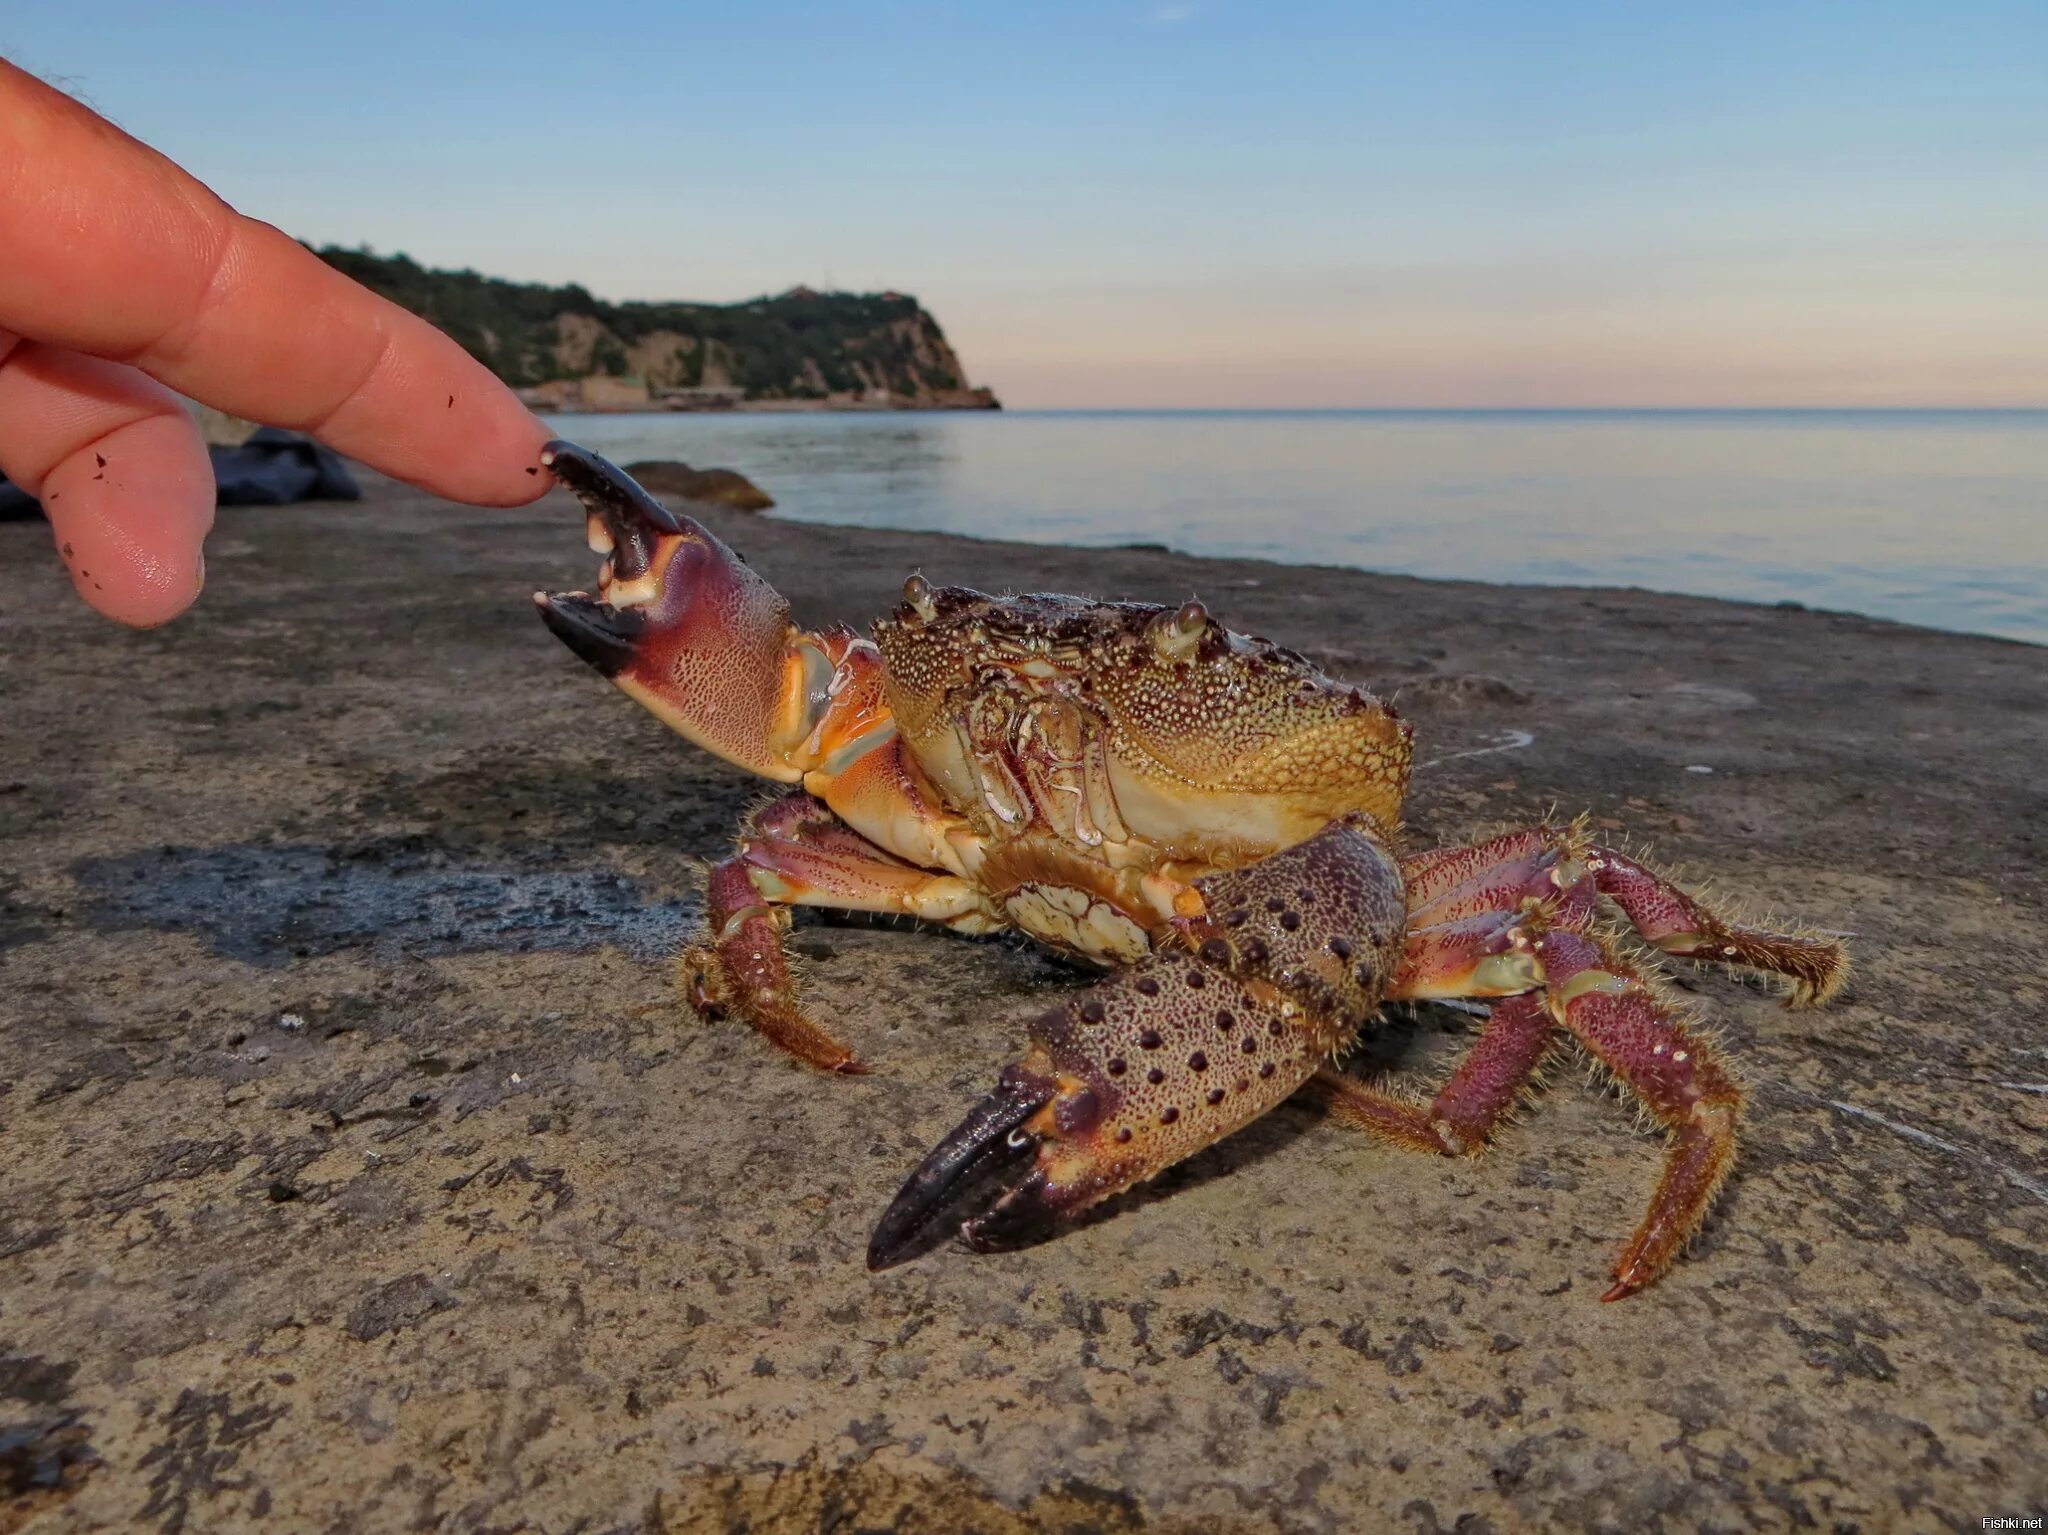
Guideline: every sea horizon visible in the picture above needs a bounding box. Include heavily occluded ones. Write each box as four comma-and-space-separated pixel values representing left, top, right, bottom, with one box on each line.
989, 406, 2048, 416
553, 405, 2048, 417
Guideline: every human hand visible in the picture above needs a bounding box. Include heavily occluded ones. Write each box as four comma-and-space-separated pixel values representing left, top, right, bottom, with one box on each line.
0, 60, 553, 626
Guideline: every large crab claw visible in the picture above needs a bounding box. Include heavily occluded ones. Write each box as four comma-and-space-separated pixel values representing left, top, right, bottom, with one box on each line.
533, 441, 823, 781
869, 819, 1406, 1268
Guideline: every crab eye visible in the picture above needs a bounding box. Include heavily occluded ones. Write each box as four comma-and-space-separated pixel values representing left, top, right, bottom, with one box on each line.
903, 573, 939, 623
1150, 599, 1208, 659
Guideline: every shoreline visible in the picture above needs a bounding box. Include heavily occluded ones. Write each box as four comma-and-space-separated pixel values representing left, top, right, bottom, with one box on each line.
526, 392, 1001, 416
529, 411, 2048, 648
742, 511, 2048, 652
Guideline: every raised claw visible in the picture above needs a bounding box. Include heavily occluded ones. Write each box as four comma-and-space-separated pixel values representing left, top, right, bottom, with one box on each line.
533, 440, 815, 780
869, 818, 1408, 1267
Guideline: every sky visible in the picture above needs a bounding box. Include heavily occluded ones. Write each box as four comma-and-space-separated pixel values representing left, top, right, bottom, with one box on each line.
6, 1, 2046, 408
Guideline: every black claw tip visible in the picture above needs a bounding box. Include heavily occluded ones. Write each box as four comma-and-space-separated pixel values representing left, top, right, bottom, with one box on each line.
958, 1170, 1063, 1254
534, 591, 644, 677
867, 1070, 1052, 1271
541, 439, 685, 534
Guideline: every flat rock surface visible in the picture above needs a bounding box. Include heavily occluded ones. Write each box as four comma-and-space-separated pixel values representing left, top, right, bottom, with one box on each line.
2, 472, 2044, 1534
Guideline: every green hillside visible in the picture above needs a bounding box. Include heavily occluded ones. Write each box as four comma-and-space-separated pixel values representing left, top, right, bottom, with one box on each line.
313, 246, 994, 405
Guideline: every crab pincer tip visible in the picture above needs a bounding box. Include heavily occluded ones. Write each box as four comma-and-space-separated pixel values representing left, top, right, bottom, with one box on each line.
532, 590, 644, 677
539, 441, 686, 536
866, 1071, 1051, 1271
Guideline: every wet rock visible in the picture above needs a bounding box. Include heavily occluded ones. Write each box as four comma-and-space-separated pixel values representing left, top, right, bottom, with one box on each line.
72, 841, 693, 966
0, 470, 2042, 1531
623, 459, 776, 511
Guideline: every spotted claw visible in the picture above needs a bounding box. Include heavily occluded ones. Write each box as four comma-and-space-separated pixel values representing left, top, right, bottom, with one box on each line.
868, 819, 1408, 1268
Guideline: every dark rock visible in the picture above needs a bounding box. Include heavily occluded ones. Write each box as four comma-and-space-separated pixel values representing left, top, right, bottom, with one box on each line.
623, 459, 775, 511
0, 471, 35, 522
0, 428, 359, 522
209, 427, 360, 507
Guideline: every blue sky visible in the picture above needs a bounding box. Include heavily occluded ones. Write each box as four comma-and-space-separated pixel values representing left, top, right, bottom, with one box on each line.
6, 1, 2046, 406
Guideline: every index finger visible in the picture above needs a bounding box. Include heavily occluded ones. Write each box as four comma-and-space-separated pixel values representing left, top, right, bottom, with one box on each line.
0, 60, 550, 506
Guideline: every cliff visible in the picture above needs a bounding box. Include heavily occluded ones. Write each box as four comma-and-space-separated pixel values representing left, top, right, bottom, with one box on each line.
314, 248, 999, 411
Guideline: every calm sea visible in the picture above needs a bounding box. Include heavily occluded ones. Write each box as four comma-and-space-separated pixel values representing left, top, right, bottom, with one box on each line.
540, 410, 2048, 646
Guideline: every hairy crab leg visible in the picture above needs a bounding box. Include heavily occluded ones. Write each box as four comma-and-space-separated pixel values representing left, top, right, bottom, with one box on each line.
1533, 929, 1745, 1300
1404, 823, 1847, 1007
1335, 823, 1843, 1297
868, 816, 1406, 1268
1314, 849, 1588, 1152
1311, 992, 1556, 1156
1328, 911, 1745, 1298
685, 793, 1004, 1074
1589, 849, 1847, 1007
686, 859, 859, 1074
1402, 827, 1572, 925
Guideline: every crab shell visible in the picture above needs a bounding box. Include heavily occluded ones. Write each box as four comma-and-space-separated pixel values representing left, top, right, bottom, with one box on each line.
871, 582, 1412, 871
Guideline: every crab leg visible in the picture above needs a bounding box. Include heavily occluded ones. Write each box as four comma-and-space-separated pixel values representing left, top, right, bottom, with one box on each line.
1403, 824, 1846, 1006
1324, 823, 1841, 1298
1328, 913, 1744, 1298
1312, 992, 1556, 1156
1589, 850, 1847, 1007
1533, 929, 1744, 1301
685, 793, 1002, 1074
868, 817, 1406, 1267
1314, 854, 1580, 1152
1402, 828, 1569, 923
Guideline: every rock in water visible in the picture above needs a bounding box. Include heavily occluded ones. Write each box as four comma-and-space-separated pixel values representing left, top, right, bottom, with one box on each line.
623, 460, 776, 512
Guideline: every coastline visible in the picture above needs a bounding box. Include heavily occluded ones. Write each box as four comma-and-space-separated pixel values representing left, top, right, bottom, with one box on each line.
526, 408, 2048, 647
537, 395, 1003, 414
517, 387, 1001, 416
2, 472, 2042, 1531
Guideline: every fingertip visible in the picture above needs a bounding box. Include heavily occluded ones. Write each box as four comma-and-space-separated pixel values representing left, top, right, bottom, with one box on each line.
461, 406, 559, 507
0, 344, 215, 626
85, 544, 205, 628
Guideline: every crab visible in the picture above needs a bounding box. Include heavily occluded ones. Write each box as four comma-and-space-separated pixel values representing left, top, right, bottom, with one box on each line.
533, 442, 1848, 1299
